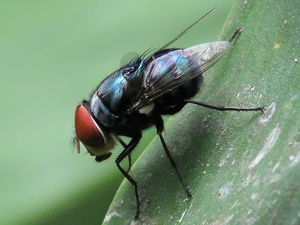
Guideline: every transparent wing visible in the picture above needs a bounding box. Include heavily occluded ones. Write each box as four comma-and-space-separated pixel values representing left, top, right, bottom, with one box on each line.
129, 41, 230, 112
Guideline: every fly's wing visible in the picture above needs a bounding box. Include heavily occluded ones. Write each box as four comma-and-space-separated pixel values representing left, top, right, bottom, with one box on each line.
129, 41, 230, 112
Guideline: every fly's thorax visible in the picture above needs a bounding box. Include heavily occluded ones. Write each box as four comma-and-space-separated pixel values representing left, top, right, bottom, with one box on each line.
93, 59, 145, 115
91, 92, 118, 128
96, 71, 126, 114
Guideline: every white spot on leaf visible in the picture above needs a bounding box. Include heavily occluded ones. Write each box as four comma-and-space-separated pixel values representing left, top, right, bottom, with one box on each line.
248, 125, 281, 169
218, 182, 233, 199
251, 193, 258, 200
289, 154, 300, 167
178, 209, 187, 222
272, 162, 280, 173
229, 201, 239, 210
104, 211, 120, 222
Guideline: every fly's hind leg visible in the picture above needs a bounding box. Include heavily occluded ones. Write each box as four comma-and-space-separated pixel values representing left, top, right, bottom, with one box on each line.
185, 99, 265, 112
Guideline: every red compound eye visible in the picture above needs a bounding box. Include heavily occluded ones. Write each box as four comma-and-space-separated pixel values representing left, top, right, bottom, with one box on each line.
75, 101, 106, 152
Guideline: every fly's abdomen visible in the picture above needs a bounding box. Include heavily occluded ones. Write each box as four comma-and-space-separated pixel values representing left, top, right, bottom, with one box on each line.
143, 48, 205, 115
154, 74, 203, 115
134, 41, 230, 114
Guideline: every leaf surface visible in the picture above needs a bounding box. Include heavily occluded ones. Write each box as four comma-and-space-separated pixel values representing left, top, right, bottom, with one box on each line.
104, 0, 300, 224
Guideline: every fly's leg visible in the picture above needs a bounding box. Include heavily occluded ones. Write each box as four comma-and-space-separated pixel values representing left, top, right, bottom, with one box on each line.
115, 135, 142, 220
185, 99, 265, 112
154, 116, 193, 200
116, 136, 132, 172
127, 154, 132, 173
228, 27, 243, 43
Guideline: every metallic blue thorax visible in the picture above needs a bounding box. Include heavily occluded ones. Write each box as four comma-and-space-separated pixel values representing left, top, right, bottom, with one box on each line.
98, 60, 144, 114
90, 60, 152, 136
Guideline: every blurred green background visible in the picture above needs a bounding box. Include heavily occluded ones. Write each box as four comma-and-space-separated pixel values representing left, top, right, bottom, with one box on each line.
0, 0, 233, 224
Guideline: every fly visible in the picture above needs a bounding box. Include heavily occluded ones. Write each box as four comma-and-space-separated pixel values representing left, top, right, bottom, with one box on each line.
74, 7, 264, 220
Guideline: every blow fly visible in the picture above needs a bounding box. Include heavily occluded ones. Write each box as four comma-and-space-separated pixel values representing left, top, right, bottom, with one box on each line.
74, 7, 264, 219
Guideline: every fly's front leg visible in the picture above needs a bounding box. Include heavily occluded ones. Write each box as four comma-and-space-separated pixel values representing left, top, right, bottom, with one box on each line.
115, 136, 132, 172
185, 99, 265, 112
115, 135, 142, 220
154, 116, 192, 200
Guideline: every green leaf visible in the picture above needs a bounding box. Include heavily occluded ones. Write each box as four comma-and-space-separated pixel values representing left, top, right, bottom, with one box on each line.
103, 0, 300, 224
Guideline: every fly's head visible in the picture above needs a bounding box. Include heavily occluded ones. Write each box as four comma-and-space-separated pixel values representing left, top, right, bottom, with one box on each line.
74, 100, 115, 162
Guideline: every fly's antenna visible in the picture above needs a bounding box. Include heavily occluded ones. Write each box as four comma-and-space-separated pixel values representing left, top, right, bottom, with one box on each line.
158, 6, 219, 51
228, 28, 243, 43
